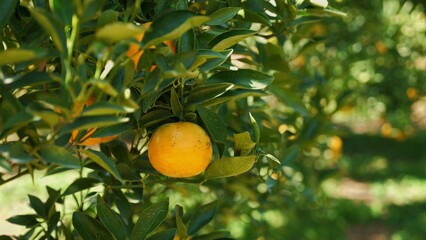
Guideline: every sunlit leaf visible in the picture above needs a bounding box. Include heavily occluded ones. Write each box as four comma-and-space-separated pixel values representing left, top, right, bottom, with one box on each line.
0, 49, 48, 66
204, 156, 256, 179
79, 149, 122, 182
187, 83, 234, 105
206, 7, 241, 25
143, 11, 209, 48
39, 146, 81, 168
208, 69, 273, 90
209, 29, 256, 50
96, 22, 150, 43
233, 132, 256, 156
81, 102, 136, 116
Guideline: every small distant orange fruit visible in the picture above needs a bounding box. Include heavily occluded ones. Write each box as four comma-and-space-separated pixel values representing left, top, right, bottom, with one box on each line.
148, 122, 212, 178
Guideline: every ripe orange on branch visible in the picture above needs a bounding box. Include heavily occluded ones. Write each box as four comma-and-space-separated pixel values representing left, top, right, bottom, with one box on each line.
148, 122, 212, 178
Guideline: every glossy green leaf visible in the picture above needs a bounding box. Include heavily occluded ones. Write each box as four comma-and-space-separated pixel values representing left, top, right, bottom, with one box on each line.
130, 198, 169, 240
79, 0, 107, 21
97, 196, 128, 240
243, 9, 271, 26
198, 49, 233, 71
81, 102, 136, 116
72, 212, 115, 240
178, 29, 196, 53
170, 88, 183, 117
197, 106, 226, 156
50, 0, 74, 25
209, 29, 256, 50
146, 229, 177, 240
206, 7, 241, 25
1, 111, 39, 138
28, 195, 46, 218
7, 214, 39, 228
187, 83, 234, 105
90, 123, 130, 138
204, 155, 256, 179
61, 115, 129, 134
0, 49, 47, 66
29, 8, 66, 54
202, 89, 268, 107
0, 0, 18, 30
62, 178, 100, 196
96, 22, 149, 43
249, 113, 260, 144
79, 149, 122, 182
175, 213, 187, 240
39, 146, 81, 169
187, 201, 218, 235
0, 142, 32, 164
208, 69, 273, 90
233, 132, 256, 156
143, 11, 209, 48
140, 110, 174, 128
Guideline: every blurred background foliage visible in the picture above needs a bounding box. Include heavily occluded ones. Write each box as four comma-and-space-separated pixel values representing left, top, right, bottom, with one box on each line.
1, 0, 426, 239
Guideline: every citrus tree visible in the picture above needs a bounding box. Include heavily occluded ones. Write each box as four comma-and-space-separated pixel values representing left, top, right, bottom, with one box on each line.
0, 0, 345, 239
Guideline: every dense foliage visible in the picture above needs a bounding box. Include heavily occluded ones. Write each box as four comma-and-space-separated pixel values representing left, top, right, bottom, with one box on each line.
1, 0, 424, 239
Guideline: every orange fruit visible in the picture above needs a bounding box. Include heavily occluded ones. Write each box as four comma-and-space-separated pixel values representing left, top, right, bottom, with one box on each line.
69, 94, 119, 146
127, 32, 146, 70
148, 122, 212, 178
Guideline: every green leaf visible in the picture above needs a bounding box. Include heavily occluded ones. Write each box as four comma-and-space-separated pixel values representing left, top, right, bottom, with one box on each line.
269, 87, 309, 116
79, 149, 122, 182
176, 213, 187, 240
29, 8, 66, 54
0, 142, 32, 164
28, 195, 46, 218
202, 89, 268, 107
140, 110, 174, 128
197, 106, 226, 156
209, 29, 256, 50
90, 123, 130, 138
130, 198, 169, 240
39, 146, 81, 168
146, 229, 177, 240
208, 69, 273, 90
96, 22, 149, 43
204, 156, 256, 179
143, 11, 209, 48
249, 113, 260, 144
50, 0, 74, 25
170, 88, 183, 117
61, 115, 129, 134
1, 111, 39, 138
187, 83, 234, 105
0, 48, 47, 66
187, 201, 218, 235
0, 0, 18, 30
81, 102, 136, 116
72, 212, 115, 240
206, 7, 241, 25
79, 0, 106, 21
62, 178, 101, 196
7, 214, 39, 228
97, 196, 128, 240
198, 49, 233, 71
233, 132, 256, 156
